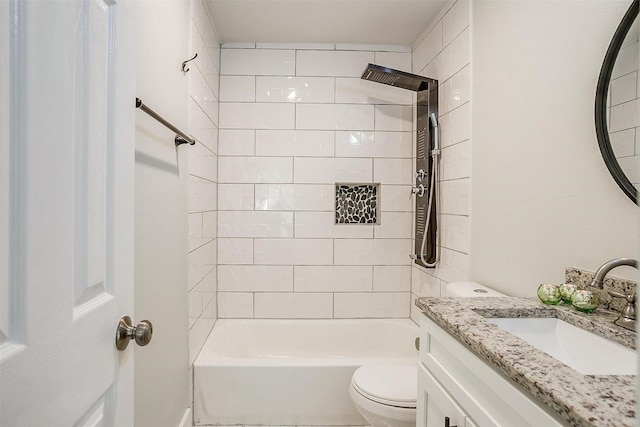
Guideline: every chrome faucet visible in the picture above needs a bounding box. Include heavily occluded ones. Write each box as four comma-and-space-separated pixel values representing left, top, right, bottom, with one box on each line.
590, 258, 638, 288
589, 258, 638, 332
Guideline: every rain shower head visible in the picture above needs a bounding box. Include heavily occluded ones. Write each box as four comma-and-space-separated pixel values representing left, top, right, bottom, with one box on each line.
361, 63, 436, 92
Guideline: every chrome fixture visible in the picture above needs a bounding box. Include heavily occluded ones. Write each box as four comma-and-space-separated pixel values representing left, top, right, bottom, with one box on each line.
419, 112, 440, 268
429, 113, 440, 155
589, 258, 638, 289
361, 63, 439, 267
135, 97, 196, 146
589, 258, 638, 331
608, 290, 636, 331
411, 184, 425, 198
116, 316, 153, 350
360, 63, 436, 91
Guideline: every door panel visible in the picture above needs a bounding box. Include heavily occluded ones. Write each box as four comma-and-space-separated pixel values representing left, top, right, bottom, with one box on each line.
0, 0, 135, 425
418, 363, 469, 427
74, 0, 111, 309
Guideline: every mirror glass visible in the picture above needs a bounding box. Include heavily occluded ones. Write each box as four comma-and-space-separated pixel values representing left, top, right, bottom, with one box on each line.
608, 15, 638, 191
596, 0, 639, 204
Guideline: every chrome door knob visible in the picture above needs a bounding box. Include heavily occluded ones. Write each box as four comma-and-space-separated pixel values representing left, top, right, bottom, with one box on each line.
115, 316, 153, 350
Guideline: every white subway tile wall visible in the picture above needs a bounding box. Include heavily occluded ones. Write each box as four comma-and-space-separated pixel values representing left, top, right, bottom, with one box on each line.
294, 266, 373, 292
188, 0, 220, 364
219, 43, 414, 318
411, 0, 472, 325
221, 48, 296, 75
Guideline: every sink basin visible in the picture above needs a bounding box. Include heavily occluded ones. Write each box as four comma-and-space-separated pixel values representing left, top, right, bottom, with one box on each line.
487, 317, 636, 375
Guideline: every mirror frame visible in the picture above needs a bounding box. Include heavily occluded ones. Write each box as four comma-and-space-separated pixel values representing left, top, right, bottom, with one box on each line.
595, 0, 639, 205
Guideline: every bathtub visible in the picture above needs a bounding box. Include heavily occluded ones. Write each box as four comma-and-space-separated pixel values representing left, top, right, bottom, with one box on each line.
194, 318, 419, 426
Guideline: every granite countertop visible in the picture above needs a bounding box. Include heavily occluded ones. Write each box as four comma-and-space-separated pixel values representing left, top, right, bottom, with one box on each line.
415, 296, 636, 427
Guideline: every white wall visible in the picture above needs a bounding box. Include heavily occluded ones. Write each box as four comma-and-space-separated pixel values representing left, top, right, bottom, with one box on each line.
187, 0, 220, 371
134, 1, 191, 426
470, 0, 639, 296
409, 0, 638, 309
410, 0, 472, 322
217, 44, 414, 319
0, 0, 8, 343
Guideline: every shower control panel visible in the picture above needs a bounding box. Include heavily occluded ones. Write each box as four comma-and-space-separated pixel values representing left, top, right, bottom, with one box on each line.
358, 62, 438, 267
414, 88, 437, 266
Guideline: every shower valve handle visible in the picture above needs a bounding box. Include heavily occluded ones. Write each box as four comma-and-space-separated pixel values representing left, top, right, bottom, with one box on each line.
410, 184, 425, 198
415, 169, 426, 182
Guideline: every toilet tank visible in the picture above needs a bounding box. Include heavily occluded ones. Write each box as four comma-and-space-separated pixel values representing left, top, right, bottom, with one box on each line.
443, 281, 506, 297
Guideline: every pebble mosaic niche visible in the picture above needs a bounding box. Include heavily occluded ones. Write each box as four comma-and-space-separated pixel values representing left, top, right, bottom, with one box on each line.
335, 183, 379, 224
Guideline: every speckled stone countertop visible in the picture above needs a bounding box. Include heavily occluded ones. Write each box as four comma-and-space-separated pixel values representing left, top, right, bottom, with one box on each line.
415, 296, 636, 427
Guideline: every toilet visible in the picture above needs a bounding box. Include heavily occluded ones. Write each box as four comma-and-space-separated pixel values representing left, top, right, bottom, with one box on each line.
442, 281, 506, 298
349, 364, 417, 427
349, 281, 506, 427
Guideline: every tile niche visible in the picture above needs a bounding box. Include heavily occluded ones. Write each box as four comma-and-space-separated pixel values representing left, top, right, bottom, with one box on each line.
335, 183, 380, 225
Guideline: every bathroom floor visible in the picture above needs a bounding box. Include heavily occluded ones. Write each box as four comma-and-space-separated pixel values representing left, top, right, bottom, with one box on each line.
212, 425, 370, 427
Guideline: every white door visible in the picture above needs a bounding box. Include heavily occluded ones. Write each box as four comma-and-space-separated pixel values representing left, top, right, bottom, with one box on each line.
0, 0, 136, 425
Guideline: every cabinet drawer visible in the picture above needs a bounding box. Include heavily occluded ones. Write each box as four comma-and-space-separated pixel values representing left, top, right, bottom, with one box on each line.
420, 315, 566, 427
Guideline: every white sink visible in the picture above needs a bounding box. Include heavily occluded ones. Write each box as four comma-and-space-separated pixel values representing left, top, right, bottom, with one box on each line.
487, 317, 636, 375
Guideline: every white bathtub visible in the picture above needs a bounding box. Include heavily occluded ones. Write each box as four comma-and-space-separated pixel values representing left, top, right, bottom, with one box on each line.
194, 319, 419, 426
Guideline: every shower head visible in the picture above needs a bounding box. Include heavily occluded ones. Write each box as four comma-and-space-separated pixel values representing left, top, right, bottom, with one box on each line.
361, 63, 436, 92
430, 112, 440, 153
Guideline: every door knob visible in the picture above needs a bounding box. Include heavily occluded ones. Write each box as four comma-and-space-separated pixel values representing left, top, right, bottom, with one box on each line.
115, 316, 153, 350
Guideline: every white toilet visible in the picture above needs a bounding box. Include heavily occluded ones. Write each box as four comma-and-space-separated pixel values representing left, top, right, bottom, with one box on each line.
442, 281, 506, 298
349, 282, 505, 427
349, 364, 417, 427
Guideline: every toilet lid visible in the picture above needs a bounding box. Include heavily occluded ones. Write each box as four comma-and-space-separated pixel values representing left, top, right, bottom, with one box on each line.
351, 364, 417, 408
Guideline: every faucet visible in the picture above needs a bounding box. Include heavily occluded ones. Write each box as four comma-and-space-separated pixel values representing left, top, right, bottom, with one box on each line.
590, 258, 638, 288
589, 257, 638, 332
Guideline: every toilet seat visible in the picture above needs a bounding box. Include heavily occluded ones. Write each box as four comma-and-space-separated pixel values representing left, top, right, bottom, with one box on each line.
351, 364, 417, 409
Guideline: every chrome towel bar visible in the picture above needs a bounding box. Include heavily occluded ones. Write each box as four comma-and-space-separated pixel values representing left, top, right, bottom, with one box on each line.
135, 97, 195, 146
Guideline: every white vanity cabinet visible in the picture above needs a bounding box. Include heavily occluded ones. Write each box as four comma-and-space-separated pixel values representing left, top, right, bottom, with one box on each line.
418, 315, 567, 427
418, 363, 478, 427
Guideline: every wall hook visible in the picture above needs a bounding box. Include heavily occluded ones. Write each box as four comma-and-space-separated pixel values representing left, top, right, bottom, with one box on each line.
182, 53, 198, 74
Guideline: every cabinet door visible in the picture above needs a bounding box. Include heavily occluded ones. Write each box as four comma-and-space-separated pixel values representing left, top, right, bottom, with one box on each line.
418, 363, 474, 427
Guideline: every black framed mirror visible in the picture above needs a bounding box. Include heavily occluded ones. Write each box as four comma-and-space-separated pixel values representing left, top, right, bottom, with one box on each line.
595, 0, 639, 205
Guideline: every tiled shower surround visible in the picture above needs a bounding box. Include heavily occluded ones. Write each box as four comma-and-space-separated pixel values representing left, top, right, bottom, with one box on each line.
188, 0, 220, 363
410, 0, 472, 323
217, 44, 414, 318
